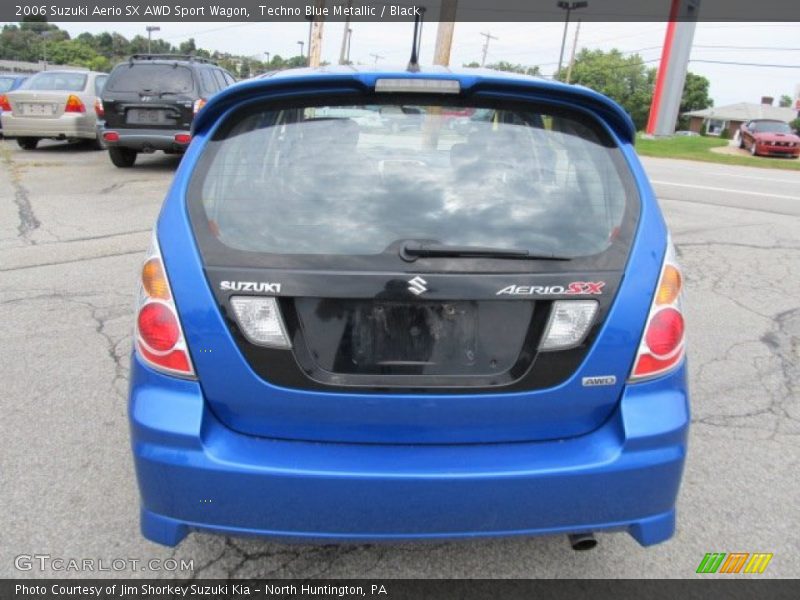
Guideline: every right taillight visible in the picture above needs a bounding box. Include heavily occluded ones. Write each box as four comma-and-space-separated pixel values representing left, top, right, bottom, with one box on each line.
0, 94, 11, 112
630, 239, 686, 381
94, 98, 104, 118
134, 232, 195, 378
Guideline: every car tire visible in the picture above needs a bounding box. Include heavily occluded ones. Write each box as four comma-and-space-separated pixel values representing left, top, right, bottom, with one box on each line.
750, 141, 758, 156
17, 137, 39, 150
739, 136, 745, 149
108, 147, 137, 168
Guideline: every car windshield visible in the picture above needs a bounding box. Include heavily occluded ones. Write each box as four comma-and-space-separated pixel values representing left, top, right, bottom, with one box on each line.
193, 101, 632, 259
106, 64, 194, 94
753, 121, 792, 133
0, 77, 16, 93
23, 72, 87, 92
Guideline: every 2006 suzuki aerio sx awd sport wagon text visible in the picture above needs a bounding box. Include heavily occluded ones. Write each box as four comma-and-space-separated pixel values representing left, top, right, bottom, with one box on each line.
129, 66, 689, 549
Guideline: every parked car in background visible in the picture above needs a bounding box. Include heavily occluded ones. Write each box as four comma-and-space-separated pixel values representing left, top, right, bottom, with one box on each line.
0, 70, 107, 149
379, 105, 425, 132
100, 54, 236, 168
0, 73, 28, 137
314, 106, 387, 130
739, 119, 800, 158
129, 66, 689, 551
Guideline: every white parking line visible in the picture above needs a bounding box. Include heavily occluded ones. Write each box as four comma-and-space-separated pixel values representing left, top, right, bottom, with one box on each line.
650, 180, 800, 201
656, 168, 799, 185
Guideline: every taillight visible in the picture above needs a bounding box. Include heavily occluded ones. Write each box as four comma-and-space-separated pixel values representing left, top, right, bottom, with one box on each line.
94, 98, 104, 118
174, 133, 191, 144
103, 131, 119, 142
0, 94, 11, 112
65, 94, 85, 113
193, 98, 207, 114
135, 232, 195, 378
630, 239, 686, 380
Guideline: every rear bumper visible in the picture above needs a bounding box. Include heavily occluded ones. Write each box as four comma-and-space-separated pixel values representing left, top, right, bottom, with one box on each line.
129, 353, 689, 548
103, 127, 190, 152
0, 112, 94, 139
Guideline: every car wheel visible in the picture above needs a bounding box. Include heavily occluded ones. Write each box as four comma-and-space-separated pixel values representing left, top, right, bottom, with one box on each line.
108, 147, 137, 168
17, 137, 39, 150
750, 141, 758, 156
739, 136, 745, 149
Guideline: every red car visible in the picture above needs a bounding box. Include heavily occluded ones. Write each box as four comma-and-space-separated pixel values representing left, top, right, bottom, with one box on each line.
739, 119, 800, 158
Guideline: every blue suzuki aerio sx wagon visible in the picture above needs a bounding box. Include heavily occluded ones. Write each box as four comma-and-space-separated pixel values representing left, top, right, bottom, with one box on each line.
129, 66, 689, 550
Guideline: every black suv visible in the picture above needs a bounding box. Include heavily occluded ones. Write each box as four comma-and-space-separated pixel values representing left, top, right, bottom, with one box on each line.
100, 54, 235, 167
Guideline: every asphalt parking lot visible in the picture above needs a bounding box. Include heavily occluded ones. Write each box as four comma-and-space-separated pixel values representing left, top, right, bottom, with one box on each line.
1, 139, 798, 579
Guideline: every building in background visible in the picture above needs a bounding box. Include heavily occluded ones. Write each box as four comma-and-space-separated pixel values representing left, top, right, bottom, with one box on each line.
684, 99, 797, 138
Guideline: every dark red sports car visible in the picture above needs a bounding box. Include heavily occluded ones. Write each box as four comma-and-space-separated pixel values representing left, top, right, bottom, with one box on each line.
739, 119, 800, 158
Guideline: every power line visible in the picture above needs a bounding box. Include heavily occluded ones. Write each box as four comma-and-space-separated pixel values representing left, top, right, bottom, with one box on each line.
693, 44, 800, 52
689, 59, 800, 68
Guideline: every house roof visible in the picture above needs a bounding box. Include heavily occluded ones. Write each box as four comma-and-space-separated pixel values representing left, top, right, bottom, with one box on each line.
684, 102, 797, 122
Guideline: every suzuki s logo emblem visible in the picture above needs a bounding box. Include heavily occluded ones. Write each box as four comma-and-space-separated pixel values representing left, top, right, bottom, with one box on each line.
407, 276, 428, 296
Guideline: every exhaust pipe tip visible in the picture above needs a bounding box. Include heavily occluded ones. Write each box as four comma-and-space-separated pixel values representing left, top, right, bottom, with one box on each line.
568, 532, 597, 551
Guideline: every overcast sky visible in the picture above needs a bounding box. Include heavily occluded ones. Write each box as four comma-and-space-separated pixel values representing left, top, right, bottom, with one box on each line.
9, 20, 800, 107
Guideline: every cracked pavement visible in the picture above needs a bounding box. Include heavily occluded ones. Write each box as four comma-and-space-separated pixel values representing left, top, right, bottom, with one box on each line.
0, 143, 798, 578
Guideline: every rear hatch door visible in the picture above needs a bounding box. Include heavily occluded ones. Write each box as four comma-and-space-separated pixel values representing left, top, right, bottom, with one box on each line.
165, 79, 660, 444
103, 63, 195, 130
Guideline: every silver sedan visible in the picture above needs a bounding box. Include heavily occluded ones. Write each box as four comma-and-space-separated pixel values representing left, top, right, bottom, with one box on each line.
0, 70, 107, 150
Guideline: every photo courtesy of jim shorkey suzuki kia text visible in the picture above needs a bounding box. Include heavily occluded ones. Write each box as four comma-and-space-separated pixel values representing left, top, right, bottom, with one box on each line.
15, 583, 386, 597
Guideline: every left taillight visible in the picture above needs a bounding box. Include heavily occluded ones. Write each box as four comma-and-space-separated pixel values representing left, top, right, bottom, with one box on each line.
94, 98, 104, 118
0, 94, 11, 112
629, 238, 686, 381
65, 94, 85, 113
135, 232, 195, 378
193, 98, 207, 114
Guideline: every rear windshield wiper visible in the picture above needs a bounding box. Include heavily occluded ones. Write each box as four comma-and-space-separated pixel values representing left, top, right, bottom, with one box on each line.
400, 241, 571, 262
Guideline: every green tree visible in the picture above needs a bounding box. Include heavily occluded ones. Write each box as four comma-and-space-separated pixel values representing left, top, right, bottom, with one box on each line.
557, 48, 713, 131
779, 94, 793, 108
676, 72, 713, 129
556, 49, 656, 129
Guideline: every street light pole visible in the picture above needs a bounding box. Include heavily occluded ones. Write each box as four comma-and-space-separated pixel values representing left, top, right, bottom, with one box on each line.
146, 26, 160, 54
556, 1, 587, 80
264, 51, 270, 66
297, 41, 304, 59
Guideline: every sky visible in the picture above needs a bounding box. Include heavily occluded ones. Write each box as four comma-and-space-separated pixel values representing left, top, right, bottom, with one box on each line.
7, 20, 800, 107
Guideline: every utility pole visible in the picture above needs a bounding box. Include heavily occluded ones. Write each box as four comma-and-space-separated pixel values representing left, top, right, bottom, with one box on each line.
146, 25, 160, 54
424, 1, 458, 149
297, 41, 304, 59
565, 19, 581, 83
339, 0, 352, 65
370, 53, 384, 65
556, 1, 588, 80
308, 0, 325, 68
479, 31, 498, 67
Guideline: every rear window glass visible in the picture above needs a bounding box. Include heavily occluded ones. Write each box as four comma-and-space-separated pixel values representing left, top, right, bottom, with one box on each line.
23, 72, 87, 92
94, 75, 107, 95
193, 100, 632, 259
0, 77, 16, 93
106, 64, 194, 94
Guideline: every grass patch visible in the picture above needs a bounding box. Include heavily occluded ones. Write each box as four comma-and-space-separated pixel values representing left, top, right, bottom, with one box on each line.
635, 134, 800, 171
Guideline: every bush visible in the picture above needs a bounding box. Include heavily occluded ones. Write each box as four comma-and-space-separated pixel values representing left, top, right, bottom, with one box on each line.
719, 128, 731, 140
